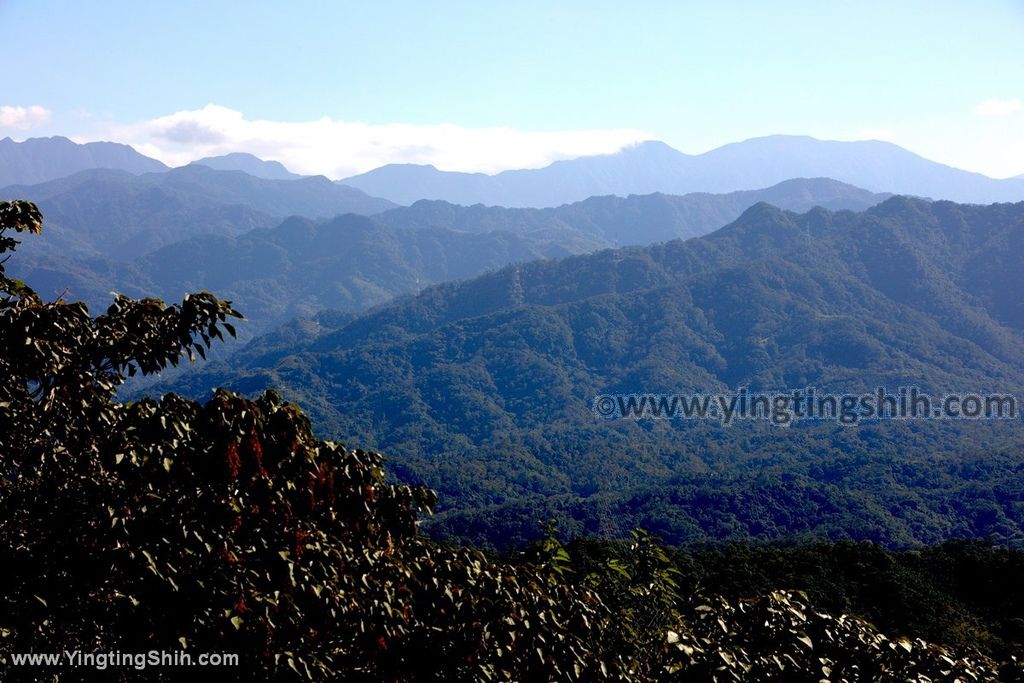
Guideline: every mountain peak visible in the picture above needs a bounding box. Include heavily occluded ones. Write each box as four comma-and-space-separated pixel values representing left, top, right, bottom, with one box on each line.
190, 152, 302, 180
870, 194, 935, 216
613, 139, 690, 160
341, 136, 1024, 207
735, 200, 799, 223
625, 139, 680, 152
0, 136, 168, 187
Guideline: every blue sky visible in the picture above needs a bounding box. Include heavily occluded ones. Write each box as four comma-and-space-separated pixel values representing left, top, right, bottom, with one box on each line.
2, 0, 1022, 178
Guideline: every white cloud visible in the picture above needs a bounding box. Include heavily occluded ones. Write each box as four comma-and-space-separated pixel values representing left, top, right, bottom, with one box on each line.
89, 104, 652, 178
974, 98, 1024, 118
0, 105, 52, 130
68, 103, 1024, 180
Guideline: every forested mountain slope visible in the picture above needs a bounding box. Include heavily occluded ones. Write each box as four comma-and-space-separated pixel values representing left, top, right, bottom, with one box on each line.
5, 178, 884, 337
154, 198, 1024, 548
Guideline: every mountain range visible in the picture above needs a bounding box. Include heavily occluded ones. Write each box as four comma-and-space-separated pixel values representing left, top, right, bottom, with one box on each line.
5, 177, 887, 336
4, 134, 1024, 210
0, 135, 168, 187
150, 197, 1024, 549
382, 177, 889, 246
0, 164, 395, 261
189, 152, 304, 180
341, 135, 1024, 207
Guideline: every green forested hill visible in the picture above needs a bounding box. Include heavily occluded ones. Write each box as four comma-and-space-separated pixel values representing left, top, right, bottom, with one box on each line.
1, 165, 395, 260
5, 177, 883, 337
153, 197, 1024, 549
11, 213, 603, 338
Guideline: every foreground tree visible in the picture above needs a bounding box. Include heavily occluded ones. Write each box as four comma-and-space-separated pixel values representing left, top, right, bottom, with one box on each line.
0, 201, 614, 680
0, 201, 1015, 681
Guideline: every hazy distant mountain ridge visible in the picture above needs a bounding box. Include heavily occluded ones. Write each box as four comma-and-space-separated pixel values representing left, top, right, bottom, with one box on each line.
341, 136, 1024, 206
136, 214, 598, 323
1, 165, 396, 260
190, 152, 304, 180
5, 177, 887, 335
376, 177, 889, 245
0, 135, 168, 187
6, 134, 1020, 209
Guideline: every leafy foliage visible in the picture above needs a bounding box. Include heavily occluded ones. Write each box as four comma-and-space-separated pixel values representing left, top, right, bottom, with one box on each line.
661, 540, 1024, 664
0, 204, 620, 680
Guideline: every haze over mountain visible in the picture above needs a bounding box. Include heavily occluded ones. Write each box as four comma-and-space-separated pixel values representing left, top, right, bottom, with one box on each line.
16, 214, 603, 338
5, 177, 887, 336
0, 135, 168, 187
379, 177, 889, 246
6, 134, 1022, 211
189, 152, 304, 180
154, 197, 1024, 549
341, 135, 1024, 207
0, 164, 396, 260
